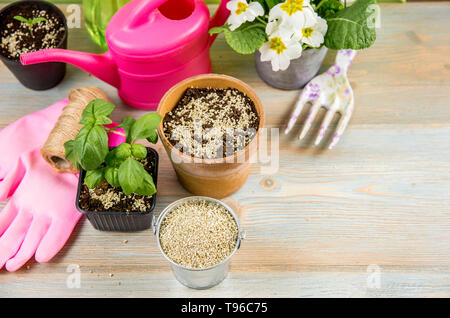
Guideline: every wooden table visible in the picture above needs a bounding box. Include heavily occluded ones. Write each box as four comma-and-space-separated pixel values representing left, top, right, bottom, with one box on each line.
0, 2, 449, 298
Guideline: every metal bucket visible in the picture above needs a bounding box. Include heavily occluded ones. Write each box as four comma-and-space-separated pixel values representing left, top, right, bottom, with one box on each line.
153, 196, 245, 289
255, 46, 328, 90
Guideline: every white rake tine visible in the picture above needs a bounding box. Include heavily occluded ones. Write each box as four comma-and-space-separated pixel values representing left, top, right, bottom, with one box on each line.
329, 101, 354, 150
315, 106, 337, 146
285, 95, 308, 134
299, 99, 321, 140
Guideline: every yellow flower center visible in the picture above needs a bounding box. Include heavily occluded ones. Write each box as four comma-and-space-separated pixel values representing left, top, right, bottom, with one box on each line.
270, 37, 287, 55
302, 27, 313, 38
280, 0, 304, 16
235, 2, 248, 15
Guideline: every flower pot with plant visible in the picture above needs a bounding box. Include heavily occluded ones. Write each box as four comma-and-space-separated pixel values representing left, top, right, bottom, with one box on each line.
65, 99, 162, 231
0, 0, 68, 90
210, 0, 377, 89
157, 74, 264, 199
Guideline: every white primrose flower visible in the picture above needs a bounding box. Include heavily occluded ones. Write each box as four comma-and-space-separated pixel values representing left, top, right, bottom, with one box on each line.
297, 14, 328, 47
259, 30, 303, 72
226, 0, 265, 31
266, 0, 317, 37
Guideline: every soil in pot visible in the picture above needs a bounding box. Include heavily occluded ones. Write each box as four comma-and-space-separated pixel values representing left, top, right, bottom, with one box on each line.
162, 87, 260, 159
0, 3, 66, 60
78, 149, 156, 214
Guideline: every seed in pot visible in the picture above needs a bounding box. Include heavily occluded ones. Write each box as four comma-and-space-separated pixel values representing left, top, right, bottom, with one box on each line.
159, 199, 239, 269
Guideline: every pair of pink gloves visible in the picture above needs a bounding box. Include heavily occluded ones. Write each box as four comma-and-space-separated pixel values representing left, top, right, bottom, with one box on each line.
0, 100, 124, 271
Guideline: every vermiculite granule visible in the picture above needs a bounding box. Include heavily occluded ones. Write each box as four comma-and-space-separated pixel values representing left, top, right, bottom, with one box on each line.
159, 199, 239, 269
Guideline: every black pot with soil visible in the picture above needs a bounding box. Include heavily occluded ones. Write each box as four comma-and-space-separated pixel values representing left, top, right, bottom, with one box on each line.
0, 0, 67, 90
76, 147, 159, 232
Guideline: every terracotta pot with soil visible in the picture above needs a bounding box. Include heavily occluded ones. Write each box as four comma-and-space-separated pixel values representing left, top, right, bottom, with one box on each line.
157, 74, 265, 199
0, 0, 67, 90
76, 147, 159, 232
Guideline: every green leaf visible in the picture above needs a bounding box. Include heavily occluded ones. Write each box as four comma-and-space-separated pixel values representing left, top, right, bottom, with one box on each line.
74, 123, 109, 170
31, 17, 46, 24
209, 25, 230, 35
84, 168, 105, 189
118, 158, 144, 195
115, 143, 131, 159
313, 0, 344, 19
105, 166, 120, 188
146, 130, 158, 144
135, 170, 156, 196
118, 116, 136, 143
131, 144, 147, 159
80, 99, 114, 125
129, 113, 162, 143
64, 140, 82, 170
224, 22, 268, 54
324, 0, 377, 50
13, 16, 29, 24
265, 0, 282, 9
105, 149, 125, 168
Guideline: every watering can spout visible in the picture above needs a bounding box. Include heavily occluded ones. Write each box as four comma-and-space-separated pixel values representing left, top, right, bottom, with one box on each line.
20, 49, 120, 89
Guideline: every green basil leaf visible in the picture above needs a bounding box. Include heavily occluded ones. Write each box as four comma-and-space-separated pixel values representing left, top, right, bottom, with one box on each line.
135, 170, 156, 196
131, 144, 147, 159
118, 158, 144, 195
84, 168, 105, 189
31, 17, 47, 24
115, 143, 132, 159
118, 116, 136, 143
105, 149, 124, 168
324, 0, 377, 50
129, 113, 162, 143
64, 139, 82, 170
74, 123, 109, 170
13, 16, 29, 24
105, 166, 120, 188
80, 99, 114, 125
223, 22, 268, 54
146, 130, 158, 144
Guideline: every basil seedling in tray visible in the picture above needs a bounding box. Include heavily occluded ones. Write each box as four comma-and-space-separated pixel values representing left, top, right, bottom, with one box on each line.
64, 99, 161, 196
13, 15, 47, 35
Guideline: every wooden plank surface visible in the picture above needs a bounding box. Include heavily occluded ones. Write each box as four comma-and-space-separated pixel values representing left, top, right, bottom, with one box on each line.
0, 2, 449, 297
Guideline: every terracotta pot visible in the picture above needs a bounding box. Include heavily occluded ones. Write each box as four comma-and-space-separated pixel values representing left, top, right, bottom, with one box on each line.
157, 74, 265, 199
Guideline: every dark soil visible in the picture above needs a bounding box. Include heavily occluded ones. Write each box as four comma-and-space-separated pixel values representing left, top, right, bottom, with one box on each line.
78, 149, 157, 214
0, 3, 66, 60
163, 87, 260, 159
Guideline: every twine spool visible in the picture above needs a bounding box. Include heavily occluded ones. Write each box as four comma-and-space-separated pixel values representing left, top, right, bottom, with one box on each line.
41, 87, 110, 173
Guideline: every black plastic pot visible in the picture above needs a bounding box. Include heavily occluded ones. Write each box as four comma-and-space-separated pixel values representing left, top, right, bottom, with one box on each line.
76, 148, 159, 232
0, 0, 67, 90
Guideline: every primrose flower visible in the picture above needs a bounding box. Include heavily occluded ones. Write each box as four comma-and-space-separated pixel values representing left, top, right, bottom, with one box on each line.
226, 0, 264, 31
297, 14, 327, 47
259, 31, 303, 71
266, 0, 317, 37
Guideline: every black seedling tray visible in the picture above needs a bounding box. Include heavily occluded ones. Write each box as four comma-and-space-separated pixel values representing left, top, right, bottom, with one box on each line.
76, 147, 159, 232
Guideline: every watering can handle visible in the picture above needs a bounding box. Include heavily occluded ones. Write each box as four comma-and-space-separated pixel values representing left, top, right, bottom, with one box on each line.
127, 0, 169, 29
208, 0, 231, 47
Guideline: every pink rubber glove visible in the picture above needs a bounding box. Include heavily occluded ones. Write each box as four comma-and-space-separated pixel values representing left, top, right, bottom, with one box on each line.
0, 100, 125, 271
0, 99, 68, 181
0, 132, 124, 271
0, 149, 80, 271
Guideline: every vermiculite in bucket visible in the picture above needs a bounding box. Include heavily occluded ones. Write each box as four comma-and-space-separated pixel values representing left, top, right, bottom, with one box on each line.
155, 196, 244, 289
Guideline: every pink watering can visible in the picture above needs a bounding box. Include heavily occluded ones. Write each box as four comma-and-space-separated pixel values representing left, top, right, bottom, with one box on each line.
20, 0, 231, 110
